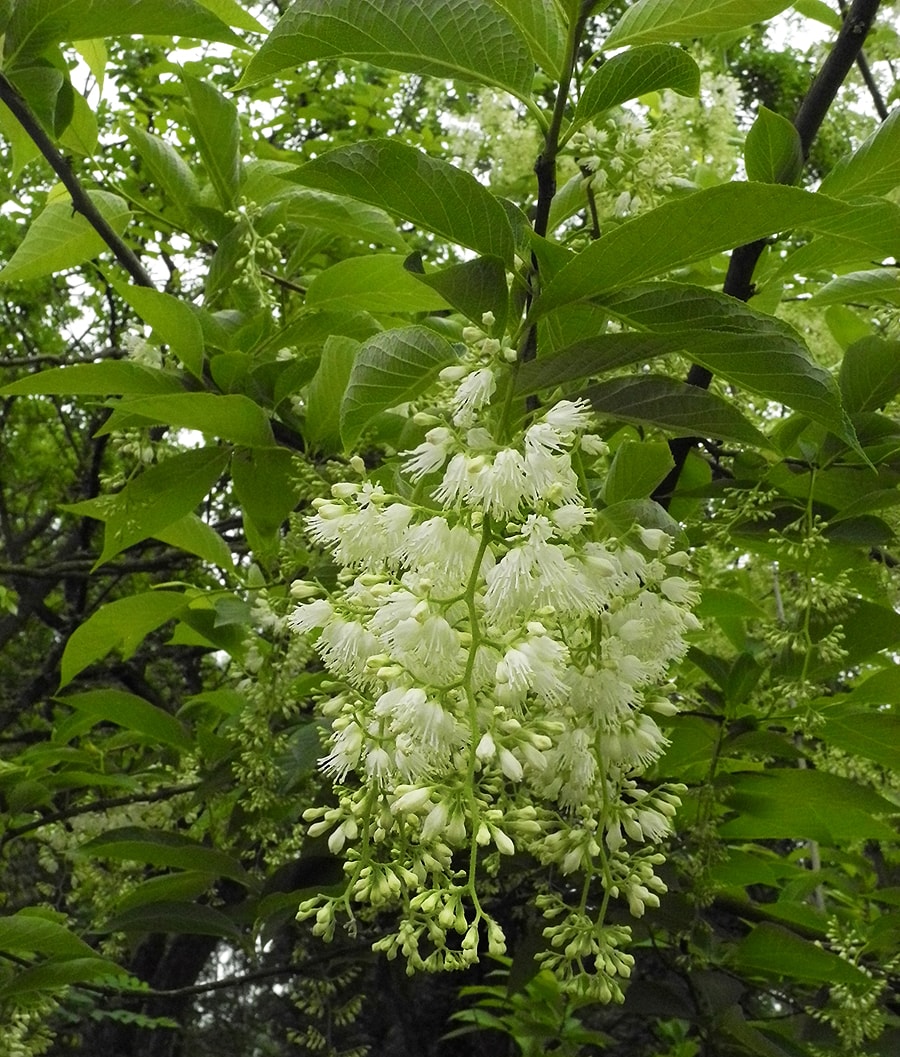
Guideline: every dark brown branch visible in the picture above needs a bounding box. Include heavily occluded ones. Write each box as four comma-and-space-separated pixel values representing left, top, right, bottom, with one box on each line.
654, 0, 884, 507
0, 783, 202, 850
0, 73, 156, 289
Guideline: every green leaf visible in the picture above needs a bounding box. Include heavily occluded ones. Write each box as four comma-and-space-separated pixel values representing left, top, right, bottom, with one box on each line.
604, 441, 674, 503
0, 97, 42, 177
341, 326, 459, 449
821, 711, 900, 771
734, 923, 868, 986
745, 106, 803, 185
573, 45, 700, 128
232, 447, 298, 540
536, 184, 851, 314
720, 769, 899, 842
286, 140, 516, 264
404, 253, 509, 331
515, 314, 851, 445
492, 0, 565, 78
4, 0, 239, 64
696, 589, 767, 622
839, 338, 900, 413
792, 0, 841, 30
125, 123, 200, 223
584, 376, 770, 448
60, 689, 192, 751
100, 901, 242, 941
63, 446, 229, 565
59, 87, 99, 155
0, 911, 97, 959
274, 184, 408, 250
0, 957, 122, 1000
111, 872, 213, 915
240, 0, 534, 98
79, 827, 250, 884
306, 254, 449, 315
97, 392, 275, 447
811, 269, 900, 309
304, 336, 360, 453
0, 361, 183, 396
184, 74, 241, 210
818, 106, 900, 201
604, 0, 793, 48
777, 199, 900, 279
195, 0, 265, 32
113, 282, 205, 379
59, 591, 188, 688
153, 513, 235, 569
0, 190, 130, 283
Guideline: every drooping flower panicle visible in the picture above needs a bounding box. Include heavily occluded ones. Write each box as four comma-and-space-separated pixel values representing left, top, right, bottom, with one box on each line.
290, 321, 697, 998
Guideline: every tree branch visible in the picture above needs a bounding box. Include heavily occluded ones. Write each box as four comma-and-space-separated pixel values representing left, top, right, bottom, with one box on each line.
0, 74, 156, 290
654, 0, 884, 506
0, 783, 201, 851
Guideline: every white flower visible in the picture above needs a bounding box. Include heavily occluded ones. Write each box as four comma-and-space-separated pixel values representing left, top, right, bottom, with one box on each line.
403, 427, 455, 481
288, 598, 333, 634
542, 399, 593, 435
452, 367, 497, 425
317, 619, 381, 685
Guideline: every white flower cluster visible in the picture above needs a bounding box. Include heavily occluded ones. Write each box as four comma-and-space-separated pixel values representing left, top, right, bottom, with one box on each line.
289, 321, 698, 999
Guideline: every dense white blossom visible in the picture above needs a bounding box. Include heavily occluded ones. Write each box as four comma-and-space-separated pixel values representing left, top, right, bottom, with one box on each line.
290, 326, 698, 999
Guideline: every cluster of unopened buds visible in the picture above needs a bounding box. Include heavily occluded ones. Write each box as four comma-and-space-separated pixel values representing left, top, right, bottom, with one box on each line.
289, 315, 698, 999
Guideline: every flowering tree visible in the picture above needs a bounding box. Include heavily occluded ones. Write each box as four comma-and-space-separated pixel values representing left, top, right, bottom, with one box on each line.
1, 1, 899, 1055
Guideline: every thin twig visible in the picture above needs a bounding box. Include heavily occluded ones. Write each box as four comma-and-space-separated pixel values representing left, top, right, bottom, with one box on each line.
0, 783, 201, 850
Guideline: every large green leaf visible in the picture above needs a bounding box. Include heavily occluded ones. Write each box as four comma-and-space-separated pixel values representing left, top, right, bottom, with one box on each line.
584, 376, 770, 447
516, 326, 849, 442
811, 270, 900, 309
59, 591, 188, 688
305, 336, 360, 452
536, 184, 852, 313
604, 0, 793, 48
232, 447, 299, 541
776, 199, 900, 279
78, 827, 251, 885
0, 911, 97, 959
0, 361, 182, 396
306, 255, 449, 315
734, 923, 869, 986
3, 0, 239, 66
822, 711, 900, 771
839, 337, 900, 413
96, 392, 275, 446
184, 75, 241, 210
492, 0, 565, 78
154, 514, 234, 569
744, 106, 803, 185
101, 901, 242, 941
125, 123, 200, 224
286, 140, 516, 264
240, 0, 534, 98
604, 441, 674, 504
63, 446, 229, 565
113, 282, 205, 379
341, 326, 459, 449
818, 107, 900, 201
60, 689, 192, 752
573, 44, 700, 128
0, 957, 122, 1000
273, 185, 407, 250
405, 253, 509, 331
720, 769, 899, 842
0, 190, 130, 283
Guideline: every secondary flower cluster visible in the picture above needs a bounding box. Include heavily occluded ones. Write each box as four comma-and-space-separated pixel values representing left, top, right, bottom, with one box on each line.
290, 321, 697, 998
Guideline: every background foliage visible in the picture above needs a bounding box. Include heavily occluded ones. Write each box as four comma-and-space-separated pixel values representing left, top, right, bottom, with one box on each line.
0, 0, 899, 1054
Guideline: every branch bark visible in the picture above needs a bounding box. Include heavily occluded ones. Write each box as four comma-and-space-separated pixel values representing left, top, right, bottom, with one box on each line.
653, 0, 884, 506
0, 73, 156, 289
